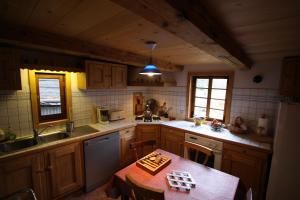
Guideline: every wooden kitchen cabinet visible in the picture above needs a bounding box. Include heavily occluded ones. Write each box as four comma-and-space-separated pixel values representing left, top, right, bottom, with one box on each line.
120, 127, 136, 166
46, 142, 83, 199
222, 143, 270, 200
0, 153, 46, 199
280, 56, 300, 97
161, 126, 184, 157
112, 64, 127, 88
77, 60, 127, 89
136, 125, 161, 156
0, 48, 21, 90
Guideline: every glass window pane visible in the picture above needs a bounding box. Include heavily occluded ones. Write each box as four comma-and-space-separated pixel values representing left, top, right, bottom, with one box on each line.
209, 109, 224, 120
194, 107, 206, 118
39, 79, 62, 116
196, 78, 209, 88
212, 78, 227, 89
195, 98, 207, 107
211, 89, 226, 99
195, 88, 208, 98
210, 99, 225, 110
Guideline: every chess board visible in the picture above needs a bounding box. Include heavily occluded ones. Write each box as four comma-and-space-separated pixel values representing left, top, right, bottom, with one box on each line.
166, 170, 196, 192
136, 151, 171, 175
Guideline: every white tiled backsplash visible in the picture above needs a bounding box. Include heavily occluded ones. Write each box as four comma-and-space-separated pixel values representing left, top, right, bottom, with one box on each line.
146, 87, 280, 134
230, 88, 280, 134
0, 70, 281, 138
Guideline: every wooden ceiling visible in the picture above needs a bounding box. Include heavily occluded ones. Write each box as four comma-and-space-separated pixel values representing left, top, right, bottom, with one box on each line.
0, 0, 299, 68
0, 0, 221, 67
202, 0, 300, 62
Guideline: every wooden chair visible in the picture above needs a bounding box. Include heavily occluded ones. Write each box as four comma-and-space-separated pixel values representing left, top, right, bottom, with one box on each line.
184, 141, 213, 165
125, 174, 165, 200
130, 140, 156, 160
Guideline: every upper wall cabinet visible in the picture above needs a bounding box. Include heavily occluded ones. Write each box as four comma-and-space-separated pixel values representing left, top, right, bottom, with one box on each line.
77, 60, 127, 89
0, 48, 21, 90
280, 57, 300, 97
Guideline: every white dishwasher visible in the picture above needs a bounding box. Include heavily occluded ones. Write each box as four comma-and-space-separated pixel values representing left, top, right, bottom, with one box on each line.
185, 133, 223, 170
84, 132, 120, 192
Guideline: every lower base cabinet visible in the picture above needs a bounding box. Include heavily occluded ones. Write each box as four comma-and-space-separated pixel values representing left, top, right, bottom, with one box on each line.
161, 126, 184, 157
0, 153, 46, 199
0, 142, 83, 200
46, 142, 83, 199
120, 127, 136, 166
222, 143, 270, 200
136, 125, 161, 156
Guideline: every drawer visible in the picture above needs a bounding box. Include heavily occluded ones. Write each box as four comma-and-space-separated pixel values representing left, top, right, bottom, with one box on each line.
119, 127, 135, 137
224, 143, 268, 159
161, 126, 184, 138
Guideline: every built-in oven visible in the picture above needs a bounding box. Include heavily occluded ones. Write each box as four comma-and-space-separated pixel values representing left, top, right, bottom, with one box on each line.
185, 133, 223, 170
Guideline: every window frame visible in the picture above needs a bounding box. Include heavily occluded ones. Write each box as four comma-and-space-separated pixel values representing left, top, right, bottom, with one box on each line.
35, 73, 67, 123
29, 70, 72, 129
187, 71, 234, 123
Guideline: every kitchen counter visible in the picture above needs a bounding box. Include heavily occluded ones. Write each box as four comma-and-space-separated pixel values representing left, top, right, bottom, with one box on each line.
0, 119, 272, 159
90, 119, 272, 151
161, 121, 272, 151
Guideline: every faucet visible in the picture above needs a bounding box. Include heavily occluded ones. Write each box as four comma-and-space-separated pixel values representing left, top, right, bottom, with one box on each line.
33, 125, 53, 143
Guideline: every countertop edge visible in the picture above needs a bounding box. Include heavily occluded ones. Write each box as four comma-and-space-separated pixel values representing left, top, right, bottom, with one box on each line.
0, 120, 272, 160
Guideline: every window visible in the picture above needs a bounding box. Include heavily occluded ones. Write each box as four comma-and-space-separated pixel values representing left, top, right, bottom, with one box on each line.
29, 70, 72, 128
187, 72, 234, 123
36, 73, 66, 122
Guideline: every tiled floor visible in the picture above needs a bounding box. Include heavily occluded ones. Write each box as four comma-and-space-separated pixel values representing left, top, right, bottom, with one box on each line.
62, 183, 121, 200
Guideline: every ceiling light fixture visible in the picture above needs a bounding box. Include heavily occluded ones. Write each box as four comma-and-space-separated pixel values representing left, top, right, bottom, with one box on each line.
140, 41, 161, 76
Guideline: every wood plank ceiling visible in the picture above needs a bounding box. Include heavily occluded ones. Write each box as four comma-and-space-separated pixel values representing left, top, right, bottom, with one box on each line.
202, 0, 300, 62
0, 0, 299, 67
0, 0, 221, 67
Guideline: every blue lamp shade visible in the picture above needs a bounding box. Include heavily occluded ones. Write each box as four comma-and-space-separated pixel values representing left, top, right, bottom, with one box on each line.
139, 64, 161, 76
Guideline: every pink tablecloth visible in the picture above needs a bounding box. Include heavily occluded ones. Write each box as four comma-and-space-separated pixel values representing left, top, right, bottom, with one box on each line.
111, 149, 243, 200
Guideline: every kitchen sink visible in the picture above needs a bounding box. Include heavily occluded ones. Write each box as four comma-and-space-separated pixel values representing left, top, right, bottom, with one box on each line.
0, 132, 71, 154
0, 138, 37, 153
38, 131, 70, 143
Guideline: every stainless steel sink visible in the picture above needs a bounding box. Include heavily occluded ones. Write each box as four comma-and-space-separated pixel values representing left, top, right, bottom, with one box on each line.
0, 138, 37, 153
0, 132, 71, 154
38, 132, 70, 143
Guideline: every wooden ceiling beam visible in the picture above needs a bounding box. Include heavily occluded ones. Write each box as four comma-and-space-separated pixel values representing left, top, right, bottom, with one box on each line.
111, 0, 253, 69
0, 24, 183, 72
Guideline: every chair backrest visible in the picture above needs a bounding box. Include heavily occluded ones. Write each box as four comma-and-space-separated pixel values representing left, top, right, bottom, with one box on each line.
184, 141, 213, 165
246, 188, 253, 200
125, 174, 165, 200
130, 140, 156, 160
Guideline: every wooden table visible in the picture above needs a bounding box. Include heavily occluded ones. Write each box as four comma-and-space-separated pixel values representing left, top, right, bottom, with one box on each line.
112, 149, 241, 200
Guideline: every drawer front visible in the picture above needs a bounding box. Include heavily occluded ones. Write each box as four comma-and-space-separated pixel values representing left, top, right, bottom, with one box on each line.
224, 143, 267, 159
119, 127, 135, 137
161, 126, 184, 138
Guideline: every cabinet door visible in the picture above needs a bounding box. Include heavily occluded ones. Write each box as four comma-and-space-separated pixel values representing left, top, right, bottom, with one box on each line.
120, 127, 136, 166
136, 125, 160, 156
112, 65, 127, 88
0, 153, 46, 199
0, 48, 21, 90
280, 57, 300, 96
47, 142, 83, 198
161, 127, 184, 157
222, 144, 269, 200
86, 61, 111, 89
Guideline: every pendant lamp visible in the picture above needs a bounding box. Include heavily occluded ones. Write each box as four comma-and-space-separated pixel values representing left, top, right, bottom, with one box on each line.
140, 41, 161, 76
